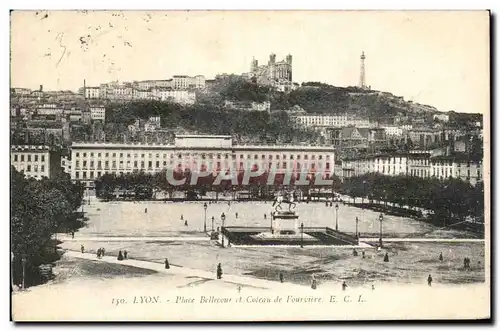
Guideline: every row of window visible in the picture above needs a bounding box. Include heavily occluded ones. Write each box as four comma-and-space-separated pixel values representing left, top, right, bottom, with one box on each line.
12, 154, 46, 162
74, 152, 331, 160
74, 160, 331, 171
19, 164, 45, 172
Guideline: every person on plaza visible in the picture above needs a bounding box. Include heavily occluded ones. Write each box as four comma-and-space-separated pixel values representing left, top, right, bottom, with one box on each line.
264, 213, 267, 220
145, 208, 148, 214
96, 248, 101, 259
427, 274, 433, 287
181, 214, 184, 221
117, 250, 124, 261
217, 263, 223, 279
342, 281, 348, 291
383, 252, 389, 262
81, 245, 85, 254
235, 212, 238, 219
101, 248, 105, 257
371, 284, 375, 291
185, 220, 188, 226
279, 272, 284, 283
463, 257, 468, 269
311, 275, 317, 290
165, 258, 170, 269
71, 231, 75, 239
439, 252, 443, 262
362, 251, 366, 259
123, 250, 128, 259
325, 201, 328, 207
353, 249, 358, 257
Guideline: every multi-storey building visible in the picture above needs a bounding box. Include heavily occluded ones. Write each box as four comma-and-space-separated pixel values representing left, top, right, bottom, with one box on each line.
382, 126, 404, 137
84, 86, 100, 99
65, 135, 335, 188
10, 145, 62, 179
342, 153, 410, 178
151, 89, 196, 104
172, 75, 206, 89
430, 155, 483, 185
90, 106, 106, 122
293, 114, 371, 129
406, 127, 442, 148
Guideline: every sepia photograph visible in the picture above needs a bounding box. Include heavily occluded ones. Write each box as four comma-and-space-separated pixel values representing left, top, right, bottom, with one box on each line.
9, 10, 490, 321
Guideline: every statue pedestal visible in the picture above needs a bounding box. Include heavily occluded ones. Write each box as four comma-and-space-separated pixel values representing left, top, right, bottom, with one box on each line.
272, 211, 299, 235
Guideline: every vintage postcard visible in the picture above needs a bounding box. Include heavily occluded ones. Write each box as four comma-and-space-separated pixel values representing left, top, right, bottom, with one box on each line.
10, 10, 490, 321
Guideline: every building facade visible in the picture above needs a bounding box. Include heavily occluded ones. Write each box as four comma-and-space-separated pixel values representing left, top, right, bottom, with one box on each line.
65, 135, 335, 187
11, 145, 62, 179
90, 106, 106, 122
246, 53, 293, 91
293, 114, 371, 129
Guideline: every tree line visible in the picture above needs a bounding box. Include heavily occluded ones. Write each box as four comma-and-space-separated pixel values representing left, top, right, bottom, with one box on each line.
11, 167, 86, 287
340, 173, 484, 226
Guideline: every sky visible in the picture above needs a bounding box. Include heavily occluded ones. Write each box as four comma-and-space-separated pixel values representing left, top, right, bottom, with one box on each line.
10, 10, 489, 114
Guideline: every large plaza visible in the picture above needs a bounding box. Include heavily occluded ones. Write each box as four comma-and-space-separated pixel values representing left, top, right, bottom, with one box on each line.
60, 197, 485, 287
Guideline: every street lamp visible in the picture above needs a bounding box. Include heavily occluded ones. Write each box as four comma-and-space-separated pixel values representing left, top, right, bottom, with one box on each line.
379, 213, 384, 247
203, 202, 207, 232
335, 203, 339, 231
211, 216, 215, 232
21, 255, 26, 290
355, 216, 359, 239
221, 212, 226, 248
300, 222, 304, 248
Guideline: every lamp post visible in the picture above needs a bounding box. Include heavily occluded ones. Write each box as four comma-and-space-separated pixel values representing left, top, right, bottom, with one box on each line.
203, 202, 207, 232
211, 216, 215, 232
355, 216, 359, 238
335, 203, 339, 231
300, 222, 304, 248
221, 212, 226, 248
21, 255, 26, 290
379, 213, 384, 248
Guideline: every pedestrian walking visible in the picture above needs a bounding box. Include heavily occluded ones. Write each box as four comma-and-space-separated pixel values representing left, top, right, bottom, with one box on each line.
342, 281, 348, 291
117, 250, 124, 261
439, 252, 443, 262
96, 248, 101, 259
71, 231, 75, 239
371, 284, 375, 291
185, 220, 188, 226
145, 208, 148, 214
235, 212, 238, 219
353, 249, 358, 257
181, 214, 184, 221
123, 250, 128, 259
427, 274, 433, 286
165, 258, 170, 269
81, 245, 85, 254
264, 213, 267, 220
325, 201, 328, 207
101, 248, 105, 257
311, 275, 317, 290
279, 272, 284, 283
383, 252, 389, 262
362, 251, 366, 259
217, 263, 223, 279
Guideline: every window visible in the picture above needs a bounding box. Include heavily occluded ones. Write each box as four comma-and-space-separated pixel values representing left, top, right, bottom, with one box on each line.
134, 161, 138, 168
14, 155, 18, 162
112, 161, 116, 168
34, 155, 38, 162
83, 160, 87, 167
83, 153, 87, 157
120, 153, 123, 158
319, 155, 323, 160
90, 171, 94, 179
76, 161, 80, 168
98, 153, 101, 157
83, 172, 87, 179
112, 153, 116, 157
28, 155, 31, 162
142, 154, 145, 158
105, 153, 109, 157
98, 161, 102, 168
75, 171, 79, 179
163, 161, 167, 166
156, 161, 160, 168
148, 161, 152, 168
76, 153, 80, 157
91, 153, 94, 157
141, 161, 145, 168
27, 165, 31, 172
149, 154, 153, 158
97, 171, 101, 178
34, 165, 38, 172
105, 161, 109, 168
90, 161, 94, 168
156, 153, 160, 158
21, 155, 24, 162
41, 155, 45, 162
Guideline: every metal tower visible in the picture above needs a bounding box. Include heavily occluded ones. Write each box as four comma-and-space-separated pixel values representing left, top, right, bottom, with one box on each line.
359, 51, 366, 89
